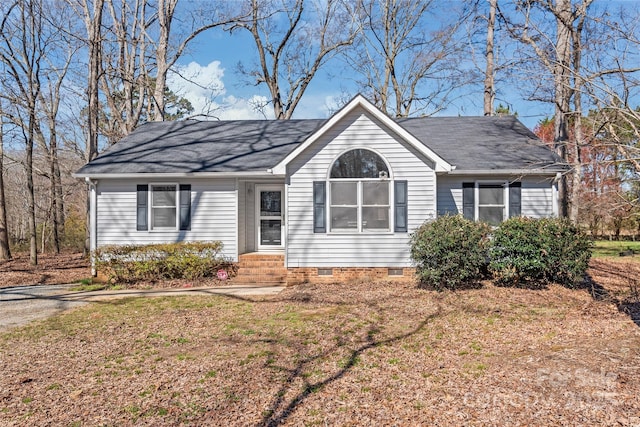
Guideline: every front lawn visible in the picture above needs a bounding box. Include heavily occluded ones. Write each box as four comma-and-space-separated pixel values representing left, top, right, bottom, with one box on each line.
1, 259, 639, 426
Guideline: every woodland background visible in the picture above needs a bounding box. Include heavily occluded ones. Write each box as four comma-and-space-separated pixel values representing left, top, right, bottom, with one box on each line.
1, 0, 640, 266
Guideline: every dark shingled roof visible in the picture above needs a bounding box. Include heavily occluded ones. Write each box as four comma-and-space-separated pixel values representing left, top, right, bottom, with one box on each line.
75, 115, 564, 176
397, 115, 564, 171
75, 119, 325, 175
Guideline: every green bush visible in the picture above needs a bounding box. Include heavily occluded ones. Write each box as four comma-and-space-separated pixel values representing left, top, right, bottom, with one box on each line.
94, 241, 234, 283
489, 217, 592, 287
410, 215, 491, 290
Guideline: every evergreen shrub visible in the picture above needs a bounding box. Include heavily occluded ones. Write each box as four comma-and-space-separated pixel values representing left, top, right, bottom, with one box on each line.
489, 217, 592, 287
94, 241, 233, 283
410, 215, 491, 290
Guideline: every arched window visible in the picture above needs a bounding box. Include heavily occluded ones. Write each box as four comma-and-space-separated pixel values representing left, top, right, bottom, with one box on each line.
330, 149, 390, 179
328, 149, 391, 232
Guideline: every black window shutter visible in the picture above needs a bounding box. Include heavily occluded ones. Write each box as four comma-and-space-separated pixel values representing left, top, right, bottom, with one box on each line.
313, 181, 326, 233
136, 184, 148, 231
509, 182, 522, 218
462, 182, 475, 220
394, 180, 408, 232
179, 184, 191, 230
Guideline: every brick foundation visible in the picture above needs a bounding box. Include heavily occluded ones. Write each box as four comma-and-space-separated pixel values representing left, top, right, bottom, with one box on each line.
286, 267, 416, 286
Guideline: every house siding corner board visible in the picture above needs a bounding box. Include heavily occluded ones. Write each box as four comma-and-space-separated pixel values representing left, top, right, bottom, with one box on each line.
436, 175, 555, 218
238, 180, 247, 254
286, 108, 437, 268
96, 178, 238, 260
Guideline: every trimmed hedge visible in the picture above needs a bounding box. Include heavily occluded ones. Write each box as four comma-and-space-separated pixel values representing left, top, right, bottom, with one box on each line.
489, 217, 592, 287
410, 215, 491, 290
94, 241, 234, 283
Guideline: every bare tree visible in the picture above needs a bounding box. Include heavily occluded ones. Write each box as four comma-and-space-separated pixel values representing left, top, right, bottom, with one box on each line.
34, 36, 77, 253
345, 0, 475, 118
0, 0, 50, 264
499, 0, 640, 221
498, 0, 593, 219
65, 0, 104, 255
64, 0, 105, 164
99, 0, 151, 142
150, 0, 245, 121
583, 7, 640, 178
229, 0, 359, 119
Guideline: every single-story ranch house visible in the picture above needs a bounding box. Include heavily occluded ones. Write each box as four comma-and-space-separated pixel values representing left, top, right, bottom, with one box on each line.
74, 95, 565, 285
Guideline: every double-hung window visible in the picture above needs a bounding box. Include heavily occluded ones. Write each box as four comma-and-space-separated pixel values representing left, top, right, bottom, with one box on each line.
477, 184, 505, 225
151, 184, 178, 229
329, 181, 390, 231
136, 184, 191, 231
462, 181, 521, 225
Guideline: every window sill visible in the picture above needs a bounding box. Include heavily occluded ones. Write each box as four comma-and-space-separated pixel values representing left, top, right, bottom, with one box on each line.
147, 227, 180, 232
326, 230, 395, 235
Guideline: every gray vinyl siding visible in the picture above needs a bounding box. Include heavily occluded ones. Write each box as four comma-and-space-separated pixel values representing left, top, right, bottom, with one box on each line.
96, 178, 238, 260
437, 175, 556, 218
286, 107, 437, 268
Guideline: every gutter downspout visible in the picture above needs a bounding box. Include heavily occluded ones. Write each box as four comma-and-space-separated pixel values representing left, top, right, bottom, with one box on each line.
552, 172, 561, 217
85, 177, 98, 276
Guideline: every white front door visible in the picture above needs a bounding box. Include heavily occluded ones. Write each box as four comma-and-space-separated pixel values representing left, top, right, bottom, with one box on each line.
256, 185, 284, 251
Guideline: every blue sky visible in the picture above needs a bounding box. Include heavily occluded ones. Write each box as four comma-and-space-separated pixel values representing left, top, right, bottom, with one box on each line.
171, 25, 352, 121
166, 2, 634, 131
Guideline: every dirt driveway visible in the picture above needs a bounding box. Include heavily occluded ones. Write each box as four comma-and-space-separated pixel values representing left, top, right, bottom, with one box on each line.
0, 284, 87, 331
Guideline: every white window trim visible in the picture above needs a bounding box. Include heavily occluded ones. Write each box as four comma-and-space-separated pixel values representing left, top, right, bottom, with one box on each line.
328, 178, 393, 234
474, 181, 509, 223
149, 182, 179, 231
255, 184, 285, 251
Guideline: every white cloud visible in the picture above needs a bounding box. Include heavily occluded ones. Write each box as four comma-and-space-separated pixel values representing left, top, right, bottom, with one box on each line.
167, 61, 225, 118
168, 61, 271, 120
218, 94, 273, 120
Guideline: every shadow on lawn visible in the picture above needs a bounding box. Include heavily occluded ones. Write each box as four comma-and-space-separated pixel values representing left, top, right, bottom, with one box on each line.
256, 302, 443, 427
582, 262, 640, 328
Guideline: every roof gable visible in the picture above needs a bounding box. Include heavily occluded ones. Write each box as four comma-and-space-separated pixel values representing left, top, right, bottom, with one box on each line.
271, 94, 452, 174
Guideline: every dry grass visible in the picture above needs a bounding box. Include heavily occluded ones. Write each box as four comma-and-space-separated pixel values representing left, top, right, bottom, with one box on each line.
1, 259, 639, 426
0, 252, 90, 288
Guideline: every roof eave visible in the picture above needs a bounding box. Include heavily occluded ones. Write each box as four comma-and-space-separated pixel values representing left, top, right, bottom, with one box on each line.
442, 168, 566, 176
72, 171, 282, 179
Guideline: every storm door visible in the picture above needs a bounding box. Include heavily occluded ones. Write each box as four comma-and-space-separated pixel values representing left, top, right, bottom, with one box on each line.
256, 185, 284, 250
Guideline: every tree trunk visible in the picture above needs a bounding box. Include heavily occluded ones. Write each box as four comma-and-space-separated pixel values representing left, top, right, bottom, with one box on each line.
0, 112, 11, 261
570, 72, 584, 223
53, 150, 64, 243
26, 115, 38, 266
84, 0, 104, 256
553, 0, 572, 218
49, 131, 60, 253
152, 0, 177, 121
484, 0, 496, 116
